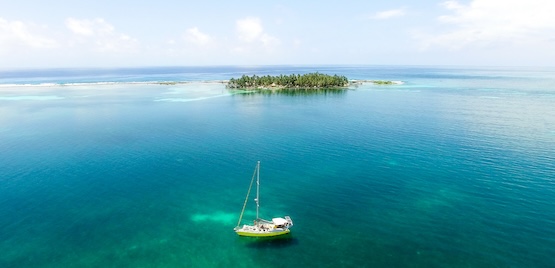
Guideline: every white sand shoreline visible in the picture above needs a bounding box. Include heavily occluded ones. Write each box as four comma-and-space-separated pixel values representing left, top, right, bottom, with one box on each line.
0, 80, 230, 88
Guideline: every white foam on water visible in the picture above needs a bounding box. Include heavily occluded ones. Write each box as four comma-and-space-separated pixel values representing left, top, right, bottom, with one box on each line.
0, 80, 225, 88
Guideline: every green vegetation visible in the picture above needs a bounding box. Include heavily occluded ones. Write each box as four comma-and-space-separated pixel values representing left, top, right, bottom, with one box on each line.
227, 73, 349, 89
372, 80, 394, 85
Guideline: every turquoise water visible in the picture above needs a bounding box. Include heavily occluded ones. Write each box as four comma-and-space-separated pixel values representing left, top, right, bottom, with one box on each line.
1, 66, 555, 267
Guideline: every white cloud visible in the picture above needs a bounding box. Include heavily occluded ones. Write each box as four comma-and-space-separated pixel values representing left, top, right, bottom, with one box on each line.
65, 18, 138, 53
370, 8, 406, 20
184, 27, 212, 46
0, 18, 58, 53
260, 33, 279, 48
236, 17, 264, 43
425, 0, 555, 49
66, 18, 96, 36
235, 17, 280, 52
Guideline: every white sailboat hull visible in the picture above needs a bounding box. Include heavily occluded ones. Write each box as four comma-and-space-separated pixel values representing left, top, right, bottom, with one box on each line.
235, 216, 293, 237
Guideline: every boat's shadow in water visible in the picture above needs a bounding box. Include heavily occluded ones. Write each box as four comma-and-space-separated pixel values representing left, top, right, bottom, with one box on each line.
239, 234, 299, 249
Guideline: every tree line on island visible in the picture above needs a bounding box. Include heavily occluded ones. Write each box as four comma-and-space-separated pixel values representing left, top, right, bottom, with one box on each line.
227, 73, 349, 89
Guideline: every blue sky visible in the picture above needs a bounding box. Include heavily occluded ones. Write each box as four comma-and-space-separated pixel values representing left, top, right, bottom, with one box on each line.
1, 0, 554, 68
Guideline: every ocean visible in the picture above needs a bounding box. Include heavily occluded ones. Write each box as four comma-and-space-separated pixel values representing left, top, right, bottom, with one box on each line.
0, 66, 554, 267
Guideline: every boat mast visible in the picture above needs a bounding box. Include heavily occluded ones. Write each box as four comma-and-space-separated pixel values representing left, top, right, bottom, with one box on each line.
255, 161, 260, 220
235, 161, 258, 229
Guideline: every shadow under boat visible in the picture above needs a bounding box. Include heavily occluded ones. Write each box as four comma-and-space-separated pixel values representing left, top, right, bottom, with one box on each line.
239, 233, 299, 249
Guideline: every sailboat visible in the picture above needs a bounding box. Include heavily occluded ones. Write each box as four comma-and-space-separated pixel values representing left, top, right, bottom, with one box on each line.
234, 161, 293, 237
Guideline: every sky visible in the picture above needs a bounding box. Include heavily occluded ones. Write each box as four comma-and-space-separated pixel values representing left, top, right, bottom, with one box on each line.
1, 0, 554, 68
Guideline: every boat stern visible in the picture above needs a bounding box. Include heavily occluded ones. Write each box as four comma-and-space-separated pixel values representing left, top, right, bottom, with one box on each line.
272, 216, 293, 228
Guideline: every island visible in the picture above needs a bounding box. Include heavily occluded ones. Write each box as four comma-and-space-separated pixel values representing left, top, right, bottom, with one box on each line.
227, 73, 399, 91
227, 73, 349, 90
370, 80, 394, 85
